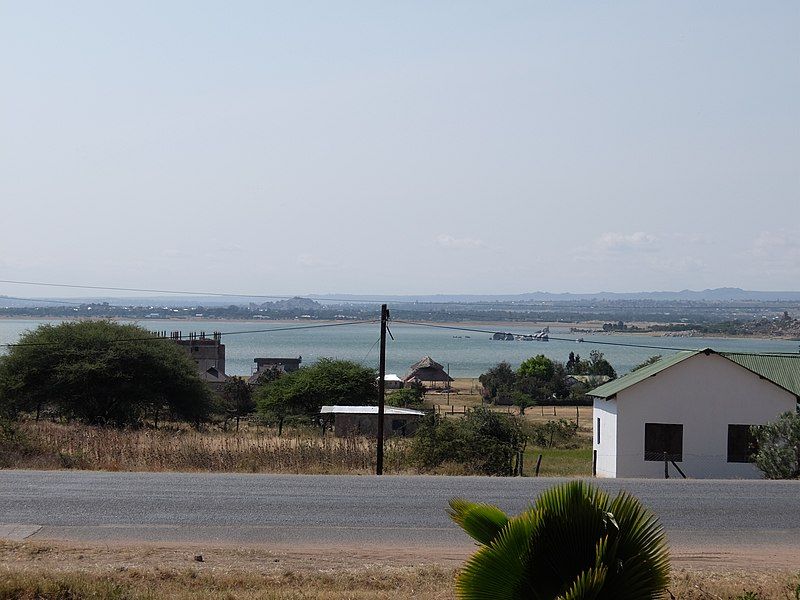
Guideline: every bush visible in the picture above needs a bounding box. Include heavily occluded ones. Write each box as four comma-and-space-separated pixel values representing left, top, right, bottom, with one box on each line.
752, 411, 800, 479
411, 407, 526, 476
386, 385, 425, 408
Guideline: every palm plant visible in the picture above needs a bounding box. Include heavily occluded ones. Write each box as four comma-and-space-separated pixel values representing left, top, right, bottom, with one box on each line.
448, 480, 670, 599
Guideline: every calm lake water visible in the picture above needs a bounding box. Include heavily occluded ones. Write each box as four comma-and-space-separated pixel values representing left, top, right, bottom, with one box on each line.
1, 319, 798, 378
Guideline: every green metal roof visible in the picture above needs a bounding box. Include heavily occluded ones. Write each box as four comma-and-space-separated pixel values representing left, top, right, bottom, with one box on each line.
588, 350, 700, 399
588, 348, 800, 399
720, 352, 800, 397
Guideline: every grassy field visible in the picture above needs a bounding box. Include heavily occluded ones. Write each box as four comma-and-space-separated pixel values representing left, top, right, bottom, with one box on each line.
522, 446, 592, 477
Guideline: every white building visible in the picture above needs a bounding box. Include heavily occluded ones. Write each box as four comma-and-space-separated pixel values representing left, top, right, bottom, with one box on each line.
589, 349, 800, 479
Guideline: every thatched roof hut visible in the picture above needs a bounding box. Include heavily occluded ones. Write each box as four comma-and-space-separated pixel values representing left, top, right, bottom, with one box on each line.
403, 356, 454, 385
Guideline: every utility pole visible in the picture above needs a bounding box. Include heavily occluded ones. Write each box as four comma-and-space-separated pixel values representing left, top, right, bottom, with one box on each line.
376, 304, 389, 475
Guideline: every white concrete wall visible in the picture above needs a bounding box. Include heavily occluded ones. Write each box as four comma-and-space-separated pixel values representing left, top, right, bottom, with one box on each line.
592, 398, 617, 477
614, 352, 797, 479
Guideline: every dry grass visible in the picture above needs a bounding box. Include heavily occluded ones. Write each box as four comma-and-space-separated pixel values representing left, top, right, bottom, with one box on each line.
0, 567, 455, 599
427, 378, 593, 433
0, 538, 797, 600
5, 421, 411, 475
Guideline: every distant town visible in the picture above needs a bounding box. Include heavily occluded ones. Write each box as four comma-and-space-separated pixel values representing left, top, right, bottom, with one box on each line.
2, 292, 800, 338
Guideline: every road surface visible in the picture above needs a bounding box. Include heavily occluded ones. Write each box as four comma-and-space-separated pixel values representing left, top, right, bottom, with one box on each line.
1, 471, 798, 553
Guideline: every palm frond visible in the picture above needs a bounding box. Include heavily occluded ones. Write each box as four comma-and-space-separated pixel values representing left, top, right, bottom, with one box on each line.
456, 512, 536, 600
448, 498, 510, 546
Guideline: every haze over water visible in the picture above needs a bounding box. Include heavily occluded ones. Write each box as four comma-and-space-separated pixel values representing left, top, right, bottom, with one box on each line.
2, 319, 797, 378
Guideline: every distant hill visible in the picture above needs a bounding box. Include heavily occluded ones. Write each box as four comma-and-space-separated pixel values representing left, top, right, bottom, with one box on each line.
3, 288, 800, 308
309, 288, 800, 303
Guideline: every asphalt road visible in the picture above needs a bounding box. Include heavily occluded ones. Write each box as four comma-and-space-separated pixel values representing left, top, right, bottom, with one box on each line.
1, 470, 798, 549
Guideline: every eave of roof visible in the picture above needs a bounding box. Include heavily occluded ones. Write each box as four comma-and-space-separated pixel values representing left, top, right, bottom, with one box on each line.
319, 405, 426, 416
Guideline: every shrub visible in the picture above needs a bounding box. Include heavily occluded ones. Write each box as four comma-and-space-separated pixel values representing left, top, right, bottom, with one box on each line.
449, 480, 670, 599
752, 411, 800, 479
411, 407, 526, 476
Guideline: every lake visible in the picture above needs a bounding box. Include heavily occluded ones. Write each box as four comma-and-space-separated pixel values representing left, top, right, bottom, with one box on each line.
1, 319, 798, 378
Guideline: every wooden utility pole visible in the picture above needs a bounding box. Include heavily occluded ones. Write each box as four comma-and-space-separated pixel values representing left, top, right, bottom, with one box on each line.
376, 304, 389, 475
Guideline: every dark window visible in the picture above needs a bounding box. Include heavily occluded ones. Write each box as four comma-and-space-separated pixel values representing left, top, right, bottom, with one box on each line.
391, 419, 406, 435
596, 418, 601, 444
644, 423, 683, 462
727, 424, 757, 463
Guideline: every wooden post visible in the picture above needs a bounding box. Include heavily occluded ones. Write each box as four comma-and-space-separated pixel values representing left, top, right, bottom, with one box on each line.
575, 405, 579, 426
663, 451, 669, 479
534, 454, 543, 477
376, 304, 388, 476
592, 449, 597, 477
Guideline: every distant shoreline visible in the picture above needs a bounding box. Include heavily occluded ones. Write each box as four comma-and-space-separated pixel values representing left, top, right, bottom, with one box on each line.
1, 315, 798, 342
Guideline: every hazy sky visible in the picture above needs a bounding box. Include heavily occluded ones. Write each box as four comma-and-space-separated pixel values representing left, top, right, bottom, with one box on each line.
1, 1, 798, 297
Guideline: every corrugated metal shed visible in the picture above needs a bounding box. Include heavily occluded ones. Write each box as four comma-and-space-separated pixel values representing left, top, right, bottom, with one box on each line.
720, 353, 800, 397
320, 405, 426, 416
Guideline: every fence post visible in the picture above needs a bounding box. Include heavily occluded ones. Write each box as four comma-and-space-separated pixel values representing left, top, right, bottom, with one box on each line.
663, 451, 669, 479
592, 449, 597, 477
534, 454, 543, 477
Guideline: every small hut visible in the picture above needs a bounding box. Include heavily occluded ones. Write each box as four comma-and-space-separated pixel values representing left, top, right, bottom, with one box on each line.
403, 356, 454, 388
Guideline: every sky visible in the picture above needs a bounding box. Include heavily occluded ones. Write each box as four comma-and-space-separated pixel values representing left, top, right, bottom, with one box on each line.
1, 1, 798, 298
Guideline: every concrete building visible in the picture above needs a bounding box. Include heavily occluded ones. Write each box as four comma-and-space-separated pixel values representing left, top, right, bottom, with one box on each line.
248, 356, 302, 384
171, 331, 227, 390
319, 405, 425, 437
589, 349, 800, 479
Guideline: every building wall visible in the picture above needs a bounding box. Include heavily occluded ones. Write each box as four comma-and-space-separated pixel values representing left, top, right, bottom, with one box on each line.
332, 414, 421, 437
592, 398, 617, 478
175, 339, 226, 377
613, 353, 796, 479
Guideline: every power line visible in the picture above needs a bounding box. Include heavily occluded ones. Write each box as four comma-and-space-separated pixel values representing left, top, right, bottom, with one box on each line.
2, 319, 377, 348
0, 279, 392, 304
0, 295, 86, 306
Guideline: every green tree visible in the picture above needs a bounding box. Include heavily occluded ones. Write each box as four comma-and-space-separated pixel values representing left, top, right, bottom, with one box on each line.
516, 359, 570, 406
517, 355, 555, 381
478, 362, 516, 402
587, 350, 617, 379
386, 383, 425, 408
0, 321, 212, 427
255, 358, 377, 435
221, 377, 255, 430
448, 480, 670, 599
752, 411, 800, 479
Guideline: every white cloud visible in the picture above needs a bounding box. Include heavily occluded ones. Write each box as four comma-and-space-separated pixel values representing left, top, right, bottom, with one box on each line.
596, 232, 659, 252
436, 234, 487, 249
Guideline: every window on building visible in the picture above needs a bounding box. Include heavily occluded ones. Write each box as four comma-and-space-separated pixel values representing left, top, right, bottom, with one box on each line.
644, 423, 683, 462
596, 418, 601, 444
727, 424, 757, 463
